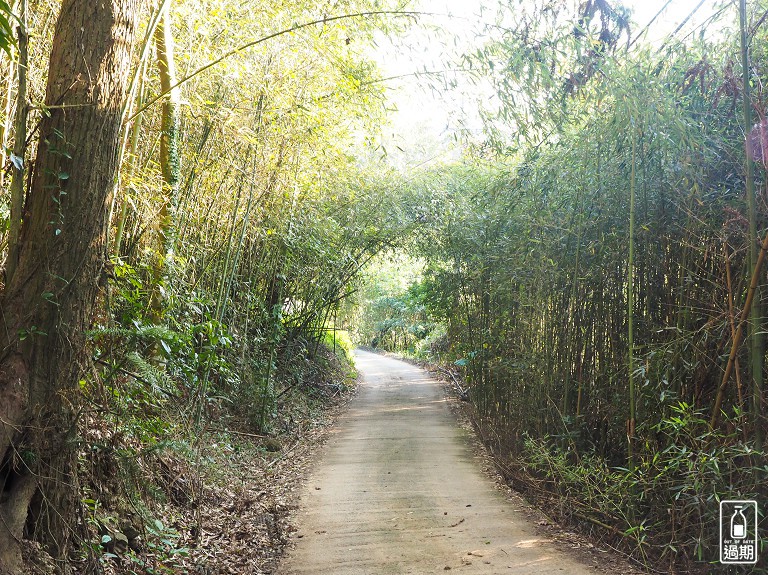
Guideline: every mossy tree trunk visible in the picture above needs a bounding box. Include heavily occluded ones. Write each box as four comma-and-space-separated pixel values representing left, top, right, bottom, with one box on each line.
149, 0, 181, 320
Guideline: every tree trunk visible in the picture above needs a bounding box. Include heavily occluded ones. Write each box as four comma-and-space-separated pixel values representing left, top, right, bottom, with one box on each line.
0, 0, 142, 571
149, 0, 181, 319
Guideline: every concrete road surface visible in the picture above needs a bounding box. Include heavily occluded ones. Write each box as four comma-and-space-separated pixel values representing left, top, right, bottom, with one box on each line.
279, 349, 609, 574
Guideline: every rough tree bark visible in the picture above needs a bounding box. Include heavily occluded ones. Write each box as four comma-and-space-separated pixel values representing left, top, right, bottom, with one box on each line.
0, 1, 143, 571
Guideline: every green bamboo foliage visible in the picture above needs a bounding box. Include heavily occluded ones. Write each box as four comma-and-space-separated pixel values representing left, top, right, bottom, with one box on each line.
354, 4, 768, 568
93, 0, 412, 432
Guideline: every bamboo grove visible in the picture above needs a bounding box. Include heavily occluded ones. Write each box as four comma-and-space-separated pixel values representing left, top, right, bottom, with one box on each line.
353, 1, 768, 571
106, 0, 412, 431
0, 0, 416, 570
2, 0, 768, 572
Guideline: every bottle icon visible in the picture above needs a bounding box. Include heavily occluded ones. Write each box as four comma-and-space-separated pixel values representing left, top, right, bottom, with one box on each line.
731, 505, 748, 539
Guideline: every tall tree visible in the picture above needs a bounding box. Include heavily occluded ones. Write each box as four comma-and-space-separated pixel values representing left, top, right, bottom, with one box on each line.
0, 0, 144, 570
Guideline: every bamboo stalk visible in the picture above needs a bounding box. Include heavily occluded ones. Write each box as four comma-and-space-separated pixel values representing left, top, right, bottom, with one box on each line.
110, 0, 168, 235
0, 0, 16, 190
218, 149, 258, 324
739, 0, 764, 447
627, 123, 637, 472
724, 242, 749, 442
710, 228, 768, 429
6, 0, 26, 284
724, 243, 744, 409
113, 63, 147, 258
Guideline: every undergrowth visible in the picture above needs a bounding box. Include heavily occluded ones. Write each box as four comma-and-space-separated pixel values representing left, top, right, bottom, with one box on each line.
71, 315, 356, 575
494, 403, 768, 574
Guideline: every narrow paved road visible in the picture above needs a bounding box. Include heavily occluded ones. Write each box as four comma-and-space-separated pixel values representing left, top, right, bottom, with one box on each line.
279, 350, 602, 574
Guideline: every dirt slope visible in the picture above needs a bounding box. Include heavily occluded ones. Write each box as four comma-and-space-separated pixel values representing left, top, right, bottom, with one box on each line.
279, 350, 631, 574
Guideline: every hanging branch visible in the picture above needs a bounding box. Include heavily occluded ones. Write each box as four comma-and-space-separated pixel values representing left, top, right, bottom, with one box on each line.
127, 10, 422, 122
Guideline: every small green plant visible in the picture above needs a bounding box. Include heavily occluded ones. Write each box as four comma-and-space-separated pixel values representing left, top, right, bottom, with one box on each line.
17, 325, 47, 340
321, 328, 355, 363
80, 497, 121, 565
125, 518, 188, 575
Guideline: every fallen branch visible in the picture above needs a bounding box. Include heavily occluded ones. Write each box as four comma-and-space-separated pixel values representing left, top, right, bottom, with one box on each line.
571, 510, 622, 535
434, 366, 469, 400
